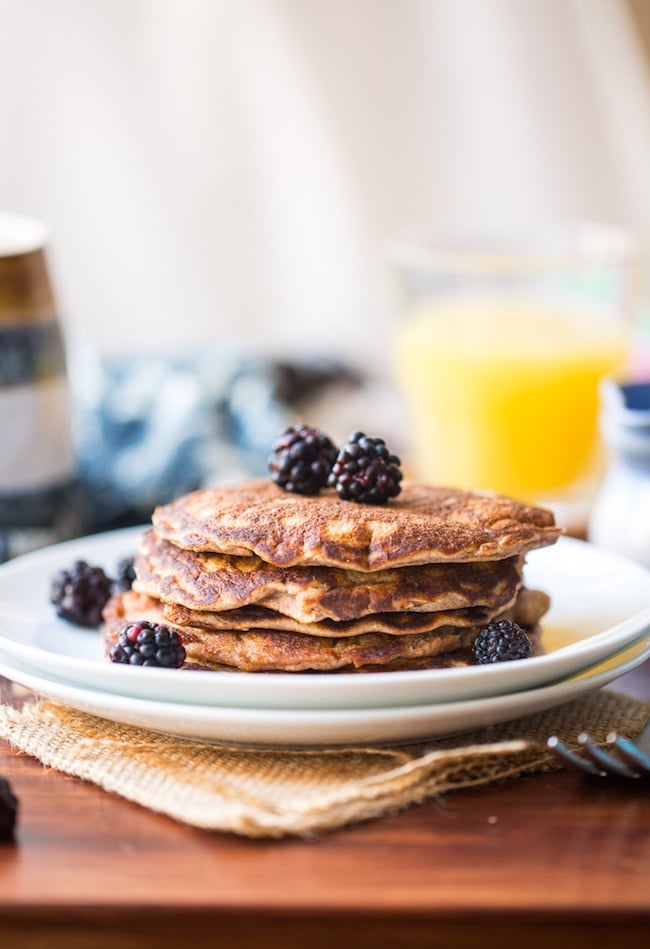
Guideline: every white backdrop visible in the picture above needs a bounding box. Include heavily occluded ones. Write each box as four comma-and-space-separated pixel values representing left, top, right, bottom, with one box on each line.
0, 0, 649, 371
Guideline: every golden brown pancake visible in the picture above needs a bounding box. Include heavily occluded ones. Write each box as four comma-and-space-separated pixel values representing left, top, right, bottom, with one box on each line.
151, 480, 560, 571
103, 588, 548, 673
133, 528, 524, 622
162, 587, 549, 637
162, 600, 508, 637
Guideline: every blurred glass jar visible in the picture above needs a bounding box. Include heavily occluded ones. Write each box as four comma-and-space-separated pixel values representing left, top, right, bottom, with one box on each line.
0, 211, 77, 560
588, 379, 650, 566
391, 223, 643, 533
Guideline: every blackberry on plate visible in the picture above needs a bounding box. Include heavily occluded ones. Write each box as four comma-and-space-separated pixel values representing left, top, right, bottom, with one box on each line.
328, 431, 403, 504
472, 619, 532, 665
113, 556, 136, 592
268, 424, 337, 495
50, 560, 113, 628
109, 621, 186, 668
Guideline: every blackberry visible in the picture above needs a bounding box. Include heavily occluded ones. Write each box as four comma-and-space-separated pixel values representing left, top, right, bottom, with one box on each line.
328, 431, 403, 504
50, 560, 113, 628
0, 775, 18, 841
472, 619, 532, 664
109, 621, 186, 668
268, 424, 337, 495
113, 556, 136, 592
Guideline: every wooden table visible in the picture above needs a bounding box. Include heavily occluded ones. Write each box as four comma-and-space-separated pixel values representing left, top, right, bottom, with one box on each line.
1, 661, 649, 949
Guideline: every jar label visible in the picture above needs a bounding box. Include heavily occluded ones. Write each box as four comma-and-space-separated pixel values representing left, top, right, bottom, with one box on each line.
0, 321, 66, 385
0, 377, 74, 492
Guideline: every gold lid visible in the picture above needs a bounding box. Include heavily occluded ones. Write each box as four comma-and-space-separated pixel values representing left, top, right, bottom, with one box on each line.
0, 249, 56, 324
0, 212, 55, 324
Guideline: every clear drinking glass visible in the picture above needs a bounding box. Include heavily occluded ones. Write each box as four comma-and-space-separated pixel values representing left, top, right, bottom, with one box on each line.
391, 223, 643, 532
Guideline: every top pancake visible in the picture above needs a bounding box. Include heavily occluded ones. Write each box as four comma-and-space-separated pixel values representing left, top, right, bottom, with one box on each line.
152, 480, 560, 571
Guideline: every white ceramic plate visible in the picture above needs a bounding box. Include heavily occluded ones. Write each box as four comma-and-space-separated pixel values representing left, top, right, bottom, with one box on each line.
0, 528, 648, 710
0, 637, 647, 746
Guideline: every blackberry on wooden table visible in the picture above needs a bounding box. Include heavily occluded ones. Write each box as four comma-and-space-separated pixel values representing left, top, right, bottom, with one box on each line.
0, 776, 18, 840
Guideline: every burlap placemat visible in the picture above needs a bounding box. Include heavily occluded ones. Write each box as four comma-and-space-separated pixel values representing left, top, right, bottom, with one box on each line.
0, 690, 647, 838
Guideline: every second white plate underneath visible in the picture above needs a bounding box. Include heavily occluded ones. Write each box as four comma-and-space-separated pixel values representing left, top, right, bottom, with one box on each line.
0, 637, 647, 747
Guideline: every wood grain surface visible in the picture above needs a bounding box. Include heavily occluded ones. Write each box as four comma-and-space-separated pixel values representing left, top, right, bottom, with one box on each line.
1, 661, 649, 949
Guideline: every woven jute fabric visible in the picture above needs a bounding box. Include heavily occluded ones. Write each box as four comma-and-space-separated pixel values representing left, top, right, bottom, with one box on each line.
0, 691, 647, 838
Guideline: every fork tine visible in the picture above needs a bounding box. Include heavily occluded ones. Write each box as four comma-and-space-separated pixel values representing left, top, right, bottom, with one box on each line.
606, 734, 650, 777
577, 733, 641, 779
546, 736, 606, 776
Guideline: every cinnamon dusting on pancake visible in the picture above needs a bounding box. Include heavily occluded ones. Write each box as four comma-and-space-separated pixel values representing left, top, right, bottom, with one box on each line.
152, 480, 560, 571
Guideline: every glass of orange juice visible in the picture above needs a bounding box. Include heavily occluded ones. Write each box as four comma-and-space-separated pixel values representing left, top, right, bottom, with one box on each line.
391, 224, 642, 532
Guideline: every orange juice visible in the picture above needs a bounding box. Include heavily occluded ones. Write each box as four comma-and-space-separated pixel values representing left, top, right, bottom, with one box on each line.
395, 297, 627, 503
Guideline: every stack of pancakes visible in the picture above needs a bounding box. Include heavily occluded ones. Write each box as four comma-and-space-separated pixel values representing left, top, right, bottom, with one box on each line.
103, 480, 561, 673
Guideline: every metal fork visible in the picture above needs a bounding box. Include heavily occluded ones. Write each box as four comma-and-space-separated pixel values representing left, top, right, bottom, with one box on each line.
547, 717, 650, 779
